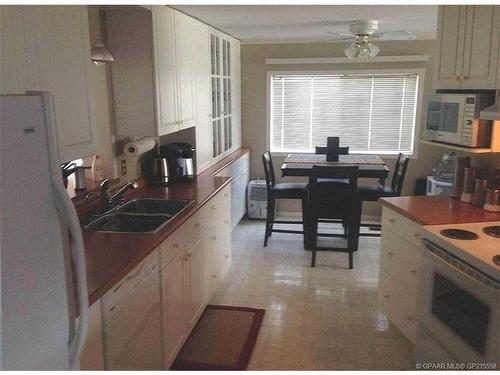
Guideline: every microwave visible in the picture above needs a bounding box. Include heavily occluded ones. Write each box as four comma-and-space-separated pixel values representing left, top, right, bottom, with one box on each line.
424, 94, 493, 148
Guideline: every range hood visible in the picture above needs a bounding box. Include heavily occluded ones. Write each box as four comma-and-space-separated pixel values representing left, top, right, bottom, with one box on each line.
480, 103, 500, 121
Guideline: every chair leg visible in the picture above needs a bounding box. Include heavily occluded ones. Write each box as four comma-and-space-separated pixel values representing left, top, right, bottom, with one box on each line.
311, 219, 318, 267
348, 252, 353, 270
302, 197, 311, 250
263, 197, 275, 247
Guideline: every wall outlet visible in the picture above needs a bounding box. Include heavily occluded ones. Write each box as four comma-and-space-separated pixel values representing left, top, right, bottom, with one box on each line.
121, 159, 127, 176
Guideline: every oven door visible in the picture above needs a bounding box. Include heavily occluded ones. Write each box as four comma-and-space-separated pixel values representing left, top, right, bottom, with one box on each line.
418, 239, 499, 364
425, 95, 466, 145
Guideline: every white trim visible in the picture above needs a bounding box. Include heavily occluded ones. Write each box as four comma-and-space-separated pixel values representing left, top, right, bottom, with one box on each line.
266, 68, 426, 158
265, 55, 429, 65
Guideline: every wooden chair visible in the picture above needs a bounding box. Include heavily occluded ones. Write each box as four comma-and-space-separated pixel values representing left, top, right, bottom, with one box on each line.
308, 166, 360, 269
357, 153, 410, 235
262, 151, 308, 247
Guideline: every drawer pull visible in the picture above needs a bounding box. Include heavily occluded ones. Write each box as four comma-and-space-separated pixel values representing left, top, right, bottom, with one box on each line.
126, 263, 145, 281
412, 233, 420, 238
210, 205, 217, 210
113, 283, 123, 293
386, 252, 393, 256
410, 269, 417, 274
224, 193, 229, 198
225, 255, 230, 259
187, 253, 192, 259
211, 236, 217, 240
194, 223, 200, 228
211, 274, 217, 279
407, 316, 414, 322
388, 218, 396, 223
173, 243, 179, 248
224, 220, 229, 224
383, 294, 390, 299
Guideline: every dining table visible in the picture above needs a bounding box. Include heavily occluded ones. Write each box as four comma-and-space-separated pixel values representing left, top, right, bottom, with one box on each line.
280, 153, 390, 251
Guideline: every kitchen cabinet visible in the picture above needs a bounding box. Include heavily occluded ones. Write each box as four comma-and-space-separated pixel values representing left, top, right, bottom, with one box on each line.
209, 30, 242, 160
107, 6, 197, 137
159, 184, 231, 368
0, 5, 97, 163
79, 300, 104, 370
101, 251, 163, 370
216, 151, 250, 229
434, 5, 500, 89
378, 207, 424, 344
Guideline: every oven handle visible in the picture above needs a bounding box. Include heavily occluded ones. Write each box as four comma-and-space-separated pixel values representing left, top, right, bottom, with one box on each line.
421, 238, 500, 290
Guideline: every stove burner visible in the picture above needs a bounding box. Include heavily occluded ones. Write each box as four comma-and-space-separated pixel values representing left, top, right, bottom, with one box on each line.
440, 228, 479, 240
483, 226, 500, 238
493, 255, 500, 267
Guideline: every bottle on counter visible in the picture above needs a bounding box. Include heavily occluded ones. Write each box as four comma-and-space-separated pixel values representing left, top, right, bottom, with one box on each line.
92, 154, 105, 182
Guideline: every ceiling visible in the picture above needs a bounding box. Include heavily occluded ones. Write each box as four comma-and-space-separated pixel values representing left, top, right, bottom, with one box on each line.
173, 5, 438, 44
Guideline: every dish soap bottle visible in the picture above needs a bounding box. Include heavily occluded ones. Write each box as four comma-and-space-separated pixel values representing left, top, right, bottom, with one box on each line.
92, 155, 105, 182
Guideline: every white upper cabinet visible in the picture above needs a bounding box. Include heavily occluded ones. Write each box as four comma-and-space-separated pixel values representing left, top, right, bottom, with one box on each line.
230, 38, 242, 149
1, 6, 97, 163
434, 5, 500, 89
108, 6, 198, 137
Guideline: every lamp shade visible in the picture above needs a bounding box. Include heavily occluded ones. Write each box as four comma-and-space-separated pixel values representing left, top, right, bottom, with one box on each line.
91, 40, 114, 65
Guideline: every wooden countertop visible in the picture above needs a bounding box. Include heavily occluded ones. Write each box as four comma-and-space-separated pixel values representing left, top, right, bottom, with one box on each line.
379, 196, 500, 226
84, 147, 250, 305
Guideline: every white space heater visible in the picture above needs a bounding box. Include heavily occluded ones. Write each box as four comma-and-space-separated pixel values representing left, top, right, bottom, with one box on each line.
247, 180, 268, 219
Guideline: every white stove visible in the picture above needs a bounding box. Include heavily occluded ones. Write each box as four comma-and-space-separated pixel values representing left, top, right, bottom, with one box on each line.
417, 221, 500, 366
422, 221, 500, 282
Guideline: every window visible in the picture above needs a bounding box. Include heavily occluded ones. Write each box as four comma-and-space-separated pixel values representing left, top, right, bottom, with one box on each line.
269, 71, 421, 155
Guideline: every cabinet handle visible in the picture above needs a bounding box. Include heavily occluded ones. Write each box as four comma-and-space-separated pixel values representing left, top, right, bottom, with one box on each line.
407, 316, 414, 322
187, 253, 192, 259
412, 233, 420, 238
211, 236, 217, 240
388, 218, 395, 223
224, 193, 229, 197
224, 220, 229, 224
113, 282, 123, 293
225, 255, 230, 259
211, 205, 217, 210
194, 223, 200, 228
173, 243, 179, 248
386, 252, 393, 256
126, 263, 145, 281
211, 274, 217, 279
383, 294, 390, 299
456, 76, 461, 81
462, 76, 467, 80
410, 269, 417, 274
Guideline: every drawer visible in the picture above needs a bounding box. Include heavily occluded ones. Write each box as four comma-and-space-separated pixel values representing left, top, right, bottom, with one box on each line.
380, 229, 423, 297
378, 271, 417, 344
160, 223, 202, 268
102, 249, 159, 312
182, 209, 203, 237
199, 184, 231, 222
381, 206, 424, 248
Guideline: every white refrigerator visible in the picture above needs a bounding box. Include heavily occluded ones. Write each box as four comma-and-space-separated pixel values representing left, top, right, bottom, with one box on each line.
0, 92, 89, 369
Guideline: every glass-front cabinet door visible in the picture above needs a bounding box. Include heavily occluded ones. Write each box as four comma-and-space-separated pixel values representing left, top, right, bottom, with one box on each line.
210, 31, 232, 158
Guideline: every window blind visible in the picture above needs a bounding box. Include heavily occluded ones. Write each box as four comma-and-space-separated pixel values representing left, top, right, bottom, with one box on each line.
270, 73, 419, 154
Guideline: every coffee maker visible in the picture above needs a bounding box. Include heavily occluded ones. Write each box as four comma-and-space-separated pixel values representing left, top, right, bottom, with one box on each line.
159, 143, 196, 182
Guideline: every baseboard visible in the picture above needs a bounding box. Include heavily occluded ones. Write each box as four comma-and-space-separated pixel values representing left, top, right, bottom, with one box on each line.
276, 211, 381, 223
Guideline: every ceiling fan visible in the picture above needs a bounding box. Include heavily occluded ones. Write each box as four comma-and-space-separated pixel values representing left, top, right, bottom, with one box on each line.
326, 20, 416, 59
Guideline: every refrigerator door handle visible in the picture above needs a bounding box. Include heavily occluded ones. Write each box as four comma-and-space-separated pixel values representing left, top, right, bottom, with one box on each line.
52, 182, 89, 369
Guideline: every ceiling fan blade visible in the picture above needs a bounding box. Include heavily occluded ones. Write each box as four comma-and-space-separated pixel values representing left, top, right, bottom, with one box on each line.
373, 30, 416, 40
326, 31, 357, 41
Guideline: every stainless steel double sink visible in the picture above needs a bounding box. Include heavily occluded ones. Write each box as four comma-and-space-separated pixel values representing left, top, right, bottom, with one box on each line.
84, 198, 193, 234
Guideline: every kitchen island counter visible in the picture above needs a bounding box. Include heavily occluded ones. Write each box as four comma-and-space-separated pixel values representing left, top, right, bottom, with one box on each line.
379, 195, 500, 226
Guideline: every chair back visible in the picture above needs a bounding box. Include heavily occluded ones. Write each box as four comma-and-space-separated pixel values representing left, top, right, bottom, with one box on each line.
391, 153, 410, 196
308, 166, 359, 220
315, 146, 349, 155
262, 151, 276, 191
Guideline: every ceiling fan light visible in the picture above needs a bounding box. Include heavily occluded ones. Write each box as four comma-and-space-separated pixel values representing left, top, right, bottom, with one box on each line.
345, 43, 359, 59
368, 42, 380, 57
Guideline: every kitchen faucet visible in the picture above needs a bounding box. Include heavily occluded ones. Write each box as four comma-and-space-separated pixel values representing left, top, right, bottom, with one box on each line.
100, 179, 139, 212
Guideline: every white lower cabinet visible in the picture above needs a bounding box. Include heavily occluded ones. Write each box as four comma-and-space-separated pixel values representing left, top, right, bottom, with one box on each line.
79, 300, 104, 370
93, 185, 232, 370
378, 207, 423, 345
161, 251, 189, 367
101, 251, 163, 370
